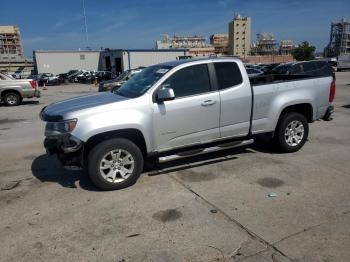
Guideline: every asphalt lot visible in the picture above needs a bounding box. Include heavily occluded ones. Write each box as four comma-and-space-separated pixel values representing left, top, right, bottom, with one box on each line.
1, 73, 350, 261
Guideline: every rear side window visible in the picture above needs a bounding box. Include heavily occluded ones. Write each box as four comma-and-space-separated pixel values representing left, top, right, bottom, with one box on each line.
214, 62, 243, 90
163, 64, 211, 98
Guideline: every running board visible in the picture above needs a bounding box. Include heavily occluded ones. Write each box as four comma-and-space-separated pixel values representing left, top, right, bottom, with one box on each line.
159, 139, 254, 163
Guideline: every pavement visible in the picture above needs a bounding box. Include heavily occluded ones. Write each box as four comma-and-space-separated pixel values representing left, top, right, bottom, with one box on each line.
0, 73, 350, 262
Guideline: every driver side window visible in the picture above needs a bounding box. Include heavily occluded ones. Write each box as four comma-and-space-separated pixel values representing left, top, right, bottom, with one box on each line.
162, 64, 211, 98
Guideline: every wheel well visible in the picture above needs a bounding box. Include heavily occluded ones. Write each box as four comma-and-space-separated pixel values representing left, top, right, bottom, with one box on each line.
280, 103, 313, 123
83, 129, 147, 161
0, 89, 21, 101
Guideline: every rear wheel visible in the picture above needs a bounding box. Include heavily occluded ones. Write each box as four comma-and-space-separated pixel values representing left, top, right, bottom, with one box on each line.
274, 112, 309, 153
3, 92, 21, 106
87, 138, 144, 190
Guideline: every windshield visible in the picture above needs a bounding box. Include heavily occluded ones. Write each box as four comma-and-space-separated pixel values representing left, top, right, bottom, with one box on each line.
114, 65, 173, 98
0, 73, 15, 80
114, 70, 130, 81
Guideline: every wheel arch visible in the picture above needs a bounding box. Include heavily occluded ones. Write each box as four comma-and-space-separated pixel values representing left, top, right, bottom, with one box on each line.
279, 103, 313, 123
83, 128, 147, 162
0, 89, 22, 101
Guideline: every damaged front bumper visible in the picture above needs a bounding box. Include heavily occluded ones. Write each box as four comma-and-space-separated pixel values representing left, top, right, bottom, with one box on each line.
44, 135, 84, 166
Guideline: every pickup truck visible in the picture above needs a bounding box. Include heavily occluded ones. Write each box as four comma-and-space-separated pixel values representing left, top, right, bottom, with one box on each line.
0, 73, 40, 106
40, 58, 335, 190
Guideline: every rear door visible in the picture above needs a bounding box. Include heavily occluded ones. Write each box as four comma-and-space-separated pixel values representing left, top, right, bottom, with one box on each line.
213, 62, 252, 138
152, 63, 220, 151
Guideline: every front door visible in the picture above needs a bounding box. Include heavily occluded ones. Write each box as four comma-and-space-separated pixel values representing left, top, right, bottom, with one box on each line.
152, 63, 220, 152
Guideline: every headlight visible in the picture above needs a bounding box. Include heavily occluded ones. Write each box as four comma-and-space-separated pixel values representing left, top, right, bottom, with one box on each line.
45, 119, 77, 136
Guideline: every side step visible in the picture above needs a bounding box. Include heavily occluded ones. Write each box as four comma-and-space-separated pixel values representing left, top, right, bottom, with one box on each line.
159, 139, 254, 163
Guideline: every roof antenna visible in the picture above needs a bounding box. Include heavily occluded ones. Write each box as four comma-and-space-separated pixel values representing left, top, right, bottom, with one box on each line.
82, 0, 90, 50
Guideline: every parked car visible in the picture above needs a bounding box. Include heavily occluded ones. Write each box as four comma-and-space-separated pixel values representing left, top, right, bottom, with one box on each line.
75, 71, 94, 83
94, 71, 112, 83
58, 70, 79, 84
0, 73, 40, 106
261, 63, 280, 74
272, 60, 333, 77
246, 68, 264, 77
67, 70, 84, 83
31, 73, 60, 86
11, 73, 21, 79
41, 57, 335, 190
99, 68, 143, 92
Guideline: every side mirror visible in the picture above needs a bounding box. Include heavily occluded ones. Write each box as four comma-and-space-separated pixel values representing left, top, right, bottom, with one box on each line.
156, 88, 175, 103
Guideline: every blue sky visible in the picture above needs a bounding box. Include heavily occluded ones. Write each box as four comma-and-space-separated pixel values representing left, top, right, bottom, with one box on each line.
1, 0, 349, 57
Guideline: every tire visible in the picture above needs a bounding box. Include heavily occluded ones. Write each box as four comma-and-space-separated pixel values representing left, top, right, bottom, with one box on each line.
3, 92, 21, 106
274, 112, 309, 153
87, 138, 144, 190
111, 86, 118, 93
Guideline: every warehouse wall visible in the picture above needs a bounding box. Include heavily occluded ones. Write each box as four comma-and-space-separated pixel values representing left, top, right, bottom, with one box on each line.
100, 49, 187, 74
34, 51, 100, 75
126, 50, 186, 70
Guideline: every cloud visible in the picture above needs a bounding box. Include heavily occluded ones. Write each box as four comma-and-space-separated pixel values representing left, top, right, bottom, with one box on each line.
218, 0, 230, 7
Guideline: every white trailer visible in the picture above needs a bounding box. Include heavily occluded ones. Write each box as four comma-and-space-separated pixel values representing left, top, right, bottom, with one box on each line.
337, 55, 350, 71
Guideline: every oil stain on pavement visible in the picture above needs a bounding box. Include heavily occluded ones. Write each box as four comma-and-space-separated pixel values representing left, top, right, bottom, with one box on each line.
256, 177, 284, 188
152, 209, 182, 223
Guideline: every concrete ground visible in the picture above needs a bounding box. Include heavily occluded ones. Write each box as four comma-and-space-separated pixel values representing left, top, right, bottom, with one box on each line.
0, 73, 349, 262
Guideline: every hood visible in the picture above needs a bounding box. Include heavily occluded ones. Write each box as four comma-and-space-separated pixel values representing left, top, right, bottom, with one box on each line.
42, 92, 128, 120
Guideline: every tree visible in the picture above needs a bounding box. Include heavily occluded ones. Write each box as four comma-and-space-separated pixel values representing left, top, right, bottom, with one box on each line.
292, 41, 316, 61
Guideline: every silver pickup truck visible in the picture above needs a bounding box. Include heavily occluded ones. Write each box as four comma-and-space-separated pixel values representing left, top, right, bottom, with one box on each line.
0, 73, 40, 106
40, 58, 335, 190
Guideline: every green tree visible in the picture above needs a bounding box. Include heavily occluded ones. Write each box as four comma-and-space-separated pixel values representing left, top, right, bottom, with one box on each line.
292, 41, 316, 61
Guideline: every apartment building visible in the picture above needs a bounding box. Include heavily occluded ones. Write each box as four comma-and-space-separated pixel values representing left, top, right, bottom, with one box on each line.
0, 25, 24, 62
228, 13, 251, 57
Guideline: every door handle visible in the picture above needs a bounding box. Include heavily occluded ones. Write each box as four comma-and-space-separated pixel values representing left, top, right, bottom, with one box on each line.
201, 100, 216, 107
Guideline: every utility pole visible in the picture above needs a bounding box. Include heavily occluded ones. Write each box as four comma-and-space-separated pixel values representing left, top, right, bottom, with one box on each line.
82, 0, 90, 50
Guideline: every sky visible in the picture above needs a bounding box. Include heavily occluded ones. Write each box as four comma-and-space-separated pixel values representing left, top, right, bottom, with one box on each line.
1, 0, 349, 57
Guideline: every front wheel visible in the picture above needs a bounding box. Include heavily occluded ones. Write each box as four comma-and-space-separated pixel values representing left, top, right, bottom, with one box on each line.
4, 92, 21, 106
88, 138, 144, 190
274, 112, 309, 153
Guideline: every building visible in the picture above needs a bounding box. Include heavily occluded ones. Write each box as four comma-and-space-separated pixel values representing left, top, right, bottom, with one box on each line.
187, 47, 216, 57
279, 40, 294, 56
0, 59, 34, 76
324, 18, 350, 57
210, 34, 229, 54
253, 33, 278, 56
0, 25, 24, 62
156, 34, 214, 57
156, 34, 209, 49
34, 50, 101, 75
0, 26, 33, 76
34, 49, 188, 75
244, 55, 294, 64
100, 49, 188, 75
228, 13, 251, 57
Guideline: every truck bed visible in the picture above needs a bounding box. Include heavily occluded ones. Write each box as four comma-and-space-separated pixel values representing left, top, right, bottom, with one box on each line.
250, 73, 333, 134
249, 74, 330, 86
